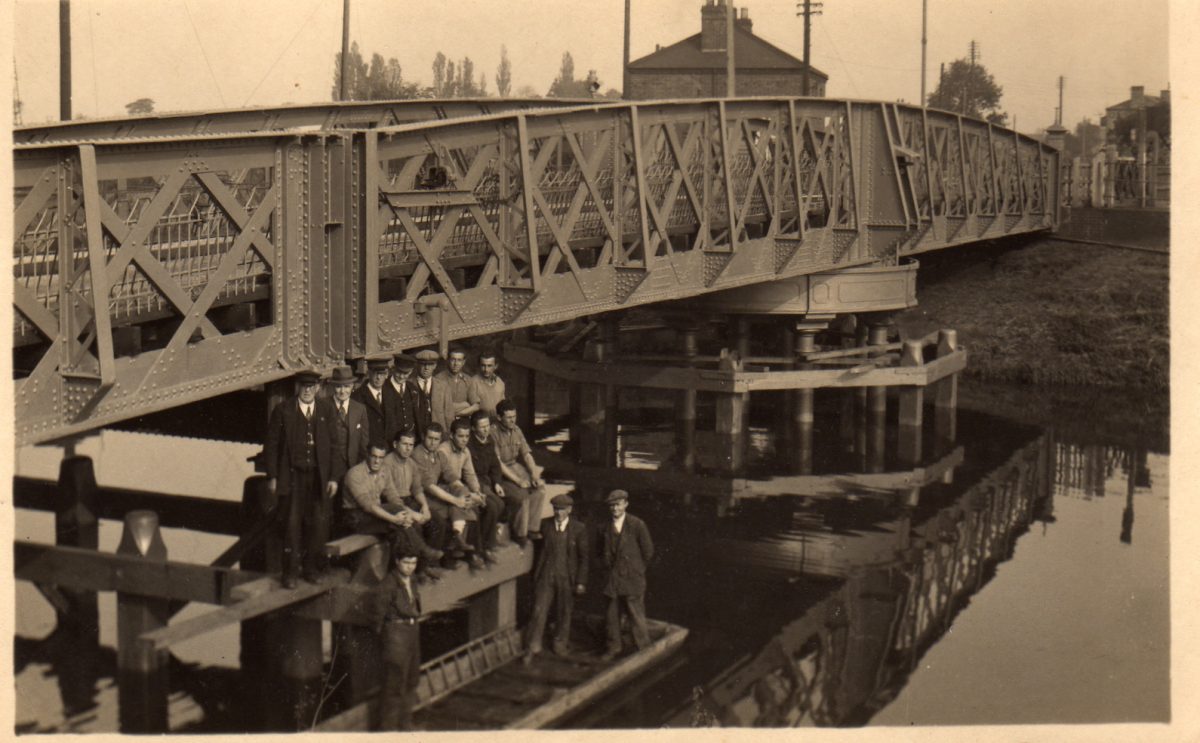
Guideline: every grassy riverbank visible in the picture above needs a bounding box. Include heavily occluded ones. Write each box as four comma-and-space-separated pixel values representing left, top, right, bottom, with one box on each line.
896, 236, 1169, 392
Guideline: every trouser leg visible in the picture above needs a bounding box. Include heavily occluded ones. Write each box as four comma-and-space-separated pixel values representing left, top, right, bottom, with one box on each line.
426, 501, 452, 551
553, 582, 574, 651
625, 593, 650, 649
526, 580, 554, 652
501, 482, 532, 538
480, 492, 503, 550
303, 488, 329, 578
282, 481, 306, 582
605, 595, 622, 653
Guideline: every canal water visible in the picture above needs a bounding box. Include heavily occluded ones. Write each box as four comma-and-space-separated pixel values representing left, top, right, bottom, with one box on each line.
13, 379, 1169, 731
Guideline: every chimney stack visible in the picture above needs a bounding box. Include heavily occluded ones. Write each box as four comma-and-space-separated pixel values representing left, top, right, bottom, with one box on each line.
701, 0, 729, 52
1131, 85, 1145, 105
736, 7, 752, 32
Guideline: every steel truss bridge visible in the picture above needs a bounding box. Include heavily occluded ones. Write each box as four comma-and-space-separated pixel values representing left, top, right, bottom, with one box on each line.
13, 97, 1062, 446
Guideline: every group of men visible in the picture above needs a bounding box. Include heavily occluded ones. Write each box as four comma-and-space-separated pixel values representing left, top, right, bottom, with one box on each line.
262, 346, 545, 588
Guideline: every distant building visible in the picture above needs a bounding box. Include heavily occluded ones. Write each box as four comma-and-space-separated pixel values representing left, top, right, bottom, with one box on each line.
1101, 85, 1168, 130
627, 0, 828, 100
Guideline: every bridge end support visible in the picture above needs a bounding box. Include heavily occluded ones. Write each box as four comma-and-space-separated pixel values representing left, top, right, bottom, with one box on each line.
116, 510, 170, 733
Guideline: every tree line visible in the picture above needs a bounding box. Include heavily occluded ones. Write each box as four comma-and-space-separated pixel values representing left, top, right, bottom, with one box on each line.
331, 45, 620, 101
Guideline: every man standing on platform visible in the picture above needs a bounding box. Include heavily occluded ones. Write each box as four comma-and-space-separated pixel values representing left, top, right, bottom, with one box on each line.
264, 369, 335, 588
383, 353, 420, 447
326, 365, 370, 496
596, 489, 654, 660
494, 399, 547, 545
436, 345, 480, 421
374, 549, 423, 731
468, 350, 507, 420
525, 493, 587, 662
353, 355, 390, 448
412, 349, 455, 438
467, 410, 513, 558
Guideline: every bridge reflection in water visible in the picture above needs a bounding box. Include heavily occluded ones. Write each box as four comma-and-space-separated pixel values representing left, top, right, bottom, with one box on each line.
543, 392, 1165, 729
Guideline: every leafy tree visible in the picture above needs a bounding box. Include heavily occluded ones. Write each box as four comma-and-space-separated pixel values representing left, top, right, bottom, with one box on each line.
460, 57, 476, 96
547, 52, 595, 98
125, 98, 155, 115
330, 41, 369, 100
515, 84, 541, 98
433, 52, 448, 97
332, 43, 425, 101
927, 58, 1006, 124
495, 45, 513, 97
1062, 118, 1103, 159
601, 88, 623, 100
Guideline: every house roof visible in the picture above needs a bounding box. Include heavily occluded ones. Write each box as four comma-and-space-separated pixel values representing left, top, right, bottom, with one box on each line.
629, 28, 828, 80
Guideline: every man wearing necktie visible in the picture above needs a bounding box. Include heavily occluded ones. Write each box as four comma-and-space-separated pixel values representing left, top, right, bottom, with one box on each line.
525, 493, 588, 662
412, 348, 455, 438
596, 489, 654, 660
382, 353, 420, 446
264, 369, 335, 588
326, 365, 370, 516
353, 355, 391, 449
375, 549, 423, 731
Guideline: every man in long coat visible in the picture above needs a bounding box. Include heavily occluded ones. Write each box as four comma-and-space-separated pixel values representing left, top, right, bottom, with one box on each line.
525, 493, 588, 660
596, 489, 654, 659
382, 352, 420, 446
353, 355, 390, 448
264, 369, 335, 587
326, 364, 370, 503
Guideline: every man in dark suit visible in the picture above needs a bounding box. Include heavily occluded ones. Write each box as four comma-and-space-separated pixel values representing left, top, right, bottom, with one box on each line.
596, 489, 654, 660
411, 348, 455, 437
382, 352, 420, 446
525, 493, 588, 661
326, 365, 370, 509
373, 548, 423, 731
353, 355, 390, 448
264, 369, 335, 588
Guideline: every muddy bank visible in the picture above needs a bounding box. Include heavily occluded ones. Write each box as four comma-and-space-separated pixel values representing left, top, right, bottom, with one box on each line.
896, 235, 1168, 392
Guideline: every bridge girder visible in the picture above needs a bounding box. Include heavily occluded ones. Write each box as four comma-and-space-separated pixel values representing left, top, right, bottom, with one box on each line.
12, 98, 1061, 445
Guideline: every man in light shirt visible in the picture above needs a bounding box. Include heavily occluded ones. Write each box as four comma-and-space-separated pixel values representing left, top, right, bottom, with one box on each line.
468, 351, 507, 421
493, 399, 547, 545
435, 345, 480, 421
411, 422, 482, 569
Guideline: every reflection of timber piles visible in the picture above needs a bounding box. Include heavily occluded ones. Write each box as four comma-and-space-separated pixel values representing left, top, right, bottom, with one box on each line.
671, 433, 1053, 727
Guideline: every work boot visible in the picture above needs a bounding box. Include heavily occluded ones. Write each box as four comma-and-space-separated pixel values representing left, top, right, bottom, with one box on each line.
482, 549, 499, 565
466, 553, 485, 569
421, 547, 444, 563
452, 531, 475, 554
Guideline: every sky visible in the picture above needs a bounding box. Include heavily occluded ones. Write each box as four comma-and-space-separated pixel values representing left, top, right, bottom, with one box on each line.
5, 0, 1173, 134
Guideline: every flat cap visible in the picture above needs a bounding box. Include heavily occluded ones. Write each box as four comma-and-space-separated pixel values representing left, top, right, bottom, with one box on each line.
605, 489, 629, 504
393, 353, 417, 371
294, 368, 323, 384
365, 354, 391, 371
550, 493, 574, 508
414, 348, 441, 363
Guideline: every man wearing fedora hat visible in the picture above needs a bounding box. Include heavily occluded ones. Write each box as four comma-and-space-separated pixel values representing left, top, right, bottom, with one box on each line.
596, 489, 654, 660
326, 365, 370, 502
264, 368, 337, 587
383, 353, 421, 446
525, 493, 588, 662
353, 354, 392, 449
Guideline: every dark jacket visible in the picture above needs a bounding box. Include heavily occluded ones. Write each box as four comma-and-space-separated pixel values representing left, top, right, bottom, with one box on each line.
596, 513, 654, 598
373, 571, 423, 662
325, 397, 370, 484
382, 379, 420, 447
534, 516, 589, 587
467, 433, 504, 492
352, 383, 387, 448
264, 396, 334, 493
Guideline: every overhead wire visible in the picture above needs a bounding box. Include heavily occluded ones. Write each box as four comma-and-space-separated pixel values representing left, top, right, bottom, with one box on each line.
241, 0, 326, 107
182, 0, 227, 107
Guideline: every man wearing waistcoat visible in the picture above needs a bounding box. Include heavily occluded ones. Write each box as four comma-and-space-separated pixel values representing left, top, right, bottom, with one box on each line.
382, 352, 420, 447
264, 369, 335, 588
596, 489, 654, 660
326, 365, 370, 505
353, 355, 391, 449
525, 493, 588, 662
412, 348, 455, 438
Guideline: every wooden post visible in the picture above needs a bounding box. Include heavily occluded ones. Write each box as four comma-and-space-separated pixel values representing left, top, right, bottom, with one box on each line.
793, 327, 818, 475
866, 322, 890, 473
265, 614, 324, 731
55, 455, 99, 643
238, 475, 274, 729
897, 340, 924, 466
508, 327, 537, 428
678, 323, 699, 473
333, 541, 389, 707
934, 330, 958, 452
577, 323, 618, 467
468, 579, 518, 637
116, 510, 170, 733
735, 315, 752, 361
715, 349, 747, 474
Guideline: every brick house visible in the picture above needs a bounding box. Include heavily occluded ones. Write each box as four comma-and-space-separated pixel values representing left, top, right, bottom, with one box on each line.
627, 0, 828, 100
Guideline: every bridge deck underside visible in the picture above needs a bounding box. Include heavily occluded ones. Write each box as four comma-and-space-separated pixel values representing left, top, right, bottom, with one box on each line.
12, 98, 1060, 445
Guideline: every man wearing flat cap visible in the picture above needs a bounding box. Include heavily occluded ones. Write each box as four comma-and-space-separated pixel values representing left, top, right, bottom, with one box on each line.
596, 489, 654, 660
353, 355, 391, 449
383, 353, 421, 446
264, 368, 336, 587
525, 492, 588, 661
411, 348, 456, 439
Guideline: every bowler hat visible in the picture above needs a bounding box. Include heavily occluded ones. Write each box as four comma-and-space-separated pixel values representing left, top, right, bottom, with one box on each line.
329, 365, 355, 385
605, 489, 629, 504
365, 355, 391, 372
294, 368, 323, 385
551, 493, 574, 508
414, 348, 440, 363
393, 353, 417, 371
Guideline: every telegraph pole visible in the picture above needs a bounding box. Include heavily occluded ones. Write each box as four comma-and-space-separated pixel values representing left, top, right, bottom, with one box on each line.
920, 0, 927, 106
339, 0, 351, 101
59, 0, 71, 120
726, 0, 735, 97
797, 0, 823, 97
623, 0, 631, 98
1056, 75, 1065, 126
